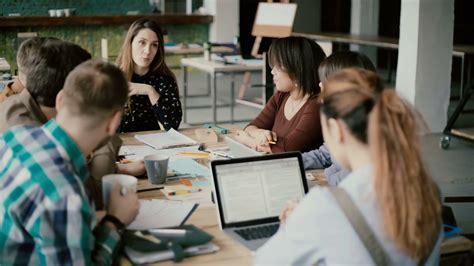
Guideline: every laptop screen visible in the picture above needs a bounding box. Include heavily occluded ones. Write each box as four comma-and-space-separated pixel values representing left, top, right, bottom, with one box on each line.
212, 153, 307, 226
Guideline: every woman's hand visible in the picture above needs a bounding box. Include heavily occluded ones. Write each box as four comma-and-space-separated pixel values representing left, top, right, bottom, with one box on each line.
129, 82, 160, 105
256, 144, 272, 154
235, 130, 260, 150
253, 129, 277, 145
244, 126, 278, 146
279, 200, 299, 225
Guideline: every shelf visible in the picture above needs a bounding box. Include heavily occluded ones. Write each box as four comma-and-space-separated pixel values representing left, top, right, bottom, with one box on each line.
0, 14, 213, 28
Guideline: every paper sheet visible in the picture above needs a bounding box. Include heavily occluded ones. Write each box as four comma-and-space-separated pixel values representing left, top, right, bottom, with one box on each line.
135, 129, 197, 149
120, 145, 201, 160
168, 158, 211, 178
163, 187, 213, 207
128, 199, 198, 230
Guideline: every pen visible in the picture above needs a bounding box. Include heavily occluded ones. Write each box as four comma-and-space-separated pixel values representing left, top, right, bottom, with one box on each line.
206, 150, 233, 159
168, 188, 202, 196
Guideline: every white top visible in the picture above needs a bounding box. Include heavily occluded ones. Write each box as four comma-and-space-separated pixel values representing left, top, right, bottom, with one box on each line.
255, 165, 442, 265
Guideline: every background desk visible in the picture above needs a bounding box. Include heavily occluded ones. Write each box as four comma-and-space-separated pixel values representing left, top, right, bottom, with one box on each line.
181, 58, 263, 125
293, 32, 474, 97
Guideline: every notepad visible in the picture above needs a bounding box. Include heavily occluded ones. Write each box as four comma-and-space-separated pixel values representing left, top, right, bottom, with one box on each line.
168, 158, 211, 179
135, 129, 198, 150
127, 199, 198, 230
125, 242, 219, 264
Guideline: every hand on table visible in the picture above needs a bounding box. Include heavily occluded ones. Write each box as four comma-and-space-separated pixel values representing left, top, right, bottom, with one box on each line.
117, 159, 145, 177
253, 129, 277, 146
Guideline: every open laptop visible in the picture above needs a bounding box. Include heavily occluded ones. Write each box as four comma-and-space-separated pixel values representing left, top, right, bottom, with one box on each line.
210, 152, 309, 251
225, 136, 262, 158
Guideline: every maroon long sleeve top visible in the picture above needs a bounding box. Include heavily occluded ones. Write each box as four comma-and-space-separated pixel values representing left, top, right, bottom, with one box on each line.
248, 91, 323, 153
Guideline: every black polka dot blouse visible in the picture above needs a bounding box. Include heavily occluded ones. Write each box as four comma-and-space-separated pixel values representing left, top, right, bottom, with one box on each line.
119, 72, 182, 133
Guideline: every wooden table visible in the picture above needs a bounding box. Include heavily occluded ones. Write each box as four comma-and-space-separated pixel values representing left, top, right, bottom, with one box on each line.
117, 127, 326, 265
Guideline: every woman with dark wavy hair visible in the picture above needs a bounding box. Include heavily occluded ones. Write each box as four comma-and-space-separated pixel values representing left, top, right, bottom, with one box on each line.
117, 18, 182, 132
236, 36, 326, 153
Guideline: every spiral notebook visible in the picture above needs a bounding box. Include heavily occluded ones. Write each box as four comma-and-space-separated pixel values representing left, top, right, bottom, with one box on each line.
127, 199, 198, 230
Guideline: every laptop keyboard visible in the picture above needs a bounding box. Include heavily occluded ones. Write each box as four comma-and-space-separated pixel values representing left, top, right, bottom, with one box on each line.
234, 224, 279, 240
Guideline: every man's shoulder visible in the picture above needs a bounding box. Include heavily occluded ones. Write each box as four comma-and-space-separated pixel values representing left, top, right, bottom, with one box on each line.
0, 93, 40, 133
1, 124, 40, 142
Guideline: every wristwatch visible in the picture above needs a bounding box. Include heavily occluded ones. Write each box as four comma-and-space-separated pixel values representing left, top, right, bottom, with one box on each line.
102, 214, 125, 234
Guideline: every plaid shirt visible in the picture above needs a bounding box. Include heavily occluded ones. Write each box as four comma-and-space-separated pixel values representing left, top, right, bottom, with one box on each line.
0, 120, 120, 265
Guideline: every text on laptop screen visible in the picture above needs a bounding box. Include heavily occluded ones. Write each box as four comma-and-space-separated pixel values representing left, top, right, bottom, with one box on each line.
215, 157, 305, 224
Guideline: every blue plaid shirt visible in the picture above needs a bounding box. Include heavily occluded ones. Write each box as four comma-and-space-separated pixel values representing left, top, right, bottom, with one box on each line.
0, 120, 120, 265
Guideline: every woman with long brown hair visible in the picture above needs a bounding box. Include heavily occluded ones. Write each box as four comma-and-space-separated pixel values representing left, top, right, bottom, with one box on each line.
256, 68, 442, 265
116, 18, 182, 132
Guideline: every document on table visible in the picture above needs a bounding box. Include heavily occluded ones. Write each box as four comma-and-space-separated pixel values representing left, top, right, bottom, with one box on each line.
119, 145, 201, 160
168, 158, 211, 179
163, 187, 213, 207
127, 199, 198, 230
135, 129, 198, 149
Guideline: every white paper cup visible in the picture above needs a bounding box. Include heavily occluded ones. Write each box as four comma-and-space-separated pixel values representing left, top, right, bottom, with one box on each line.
102, 174, 137, 208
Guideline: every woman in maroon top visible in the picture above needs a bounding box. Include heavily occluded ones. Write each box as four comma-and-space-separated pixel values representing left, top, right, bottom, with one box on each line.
236, 36, 326, 153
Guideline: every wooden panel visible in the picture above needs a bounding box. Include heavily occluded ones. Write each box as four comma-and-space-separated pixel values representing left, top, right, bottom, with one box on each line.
0, 15, 213, 28
252, 25, 293, 38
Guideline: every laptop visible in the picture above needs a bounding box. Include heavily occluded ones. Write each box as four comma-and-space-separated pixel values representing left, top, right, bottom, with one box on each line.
225, 136, 262, 158
210, 152, 309, 251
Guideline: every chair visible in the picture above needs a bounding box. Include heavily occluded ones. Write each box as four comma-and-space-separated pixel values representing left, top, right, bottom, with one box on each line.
440, 82, 474, 149
235, 52, 274, 109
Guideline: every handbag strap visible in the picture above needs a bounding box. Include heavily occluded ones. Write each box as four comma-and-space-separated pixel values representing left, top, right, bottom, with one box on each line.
329, 187, 393, 266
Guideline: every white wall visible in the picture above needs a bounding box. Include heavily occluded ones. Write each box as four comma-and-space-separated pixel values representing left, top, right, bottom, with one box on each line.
396, 0, 454, 132
204, 0, 239, 43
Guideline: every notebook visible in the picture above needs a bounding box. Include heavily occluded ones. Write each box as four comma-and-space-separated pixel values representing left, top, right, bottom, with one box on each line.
225, 136, 262, 158
125, 242, 219, 264
135, 129, 198, 150
127, 199, 198, 230
124, 224, 219, 264
210, 152, 308, 251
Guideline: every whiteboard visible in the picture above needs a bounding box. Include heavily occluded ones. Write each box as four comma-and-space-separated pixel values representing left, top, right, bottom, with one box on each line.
252, 3, 298, 38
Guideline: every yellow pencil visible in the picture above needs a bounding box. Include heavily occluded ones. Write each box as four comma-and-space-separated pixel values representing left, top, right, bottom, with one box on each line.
268, 141, 276, 145
177, 152, 209, 157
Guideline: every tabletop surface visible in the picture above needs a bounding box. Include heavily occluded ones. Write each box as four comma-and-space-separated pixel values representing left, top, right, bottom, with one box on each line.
117, 126, 326, 265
